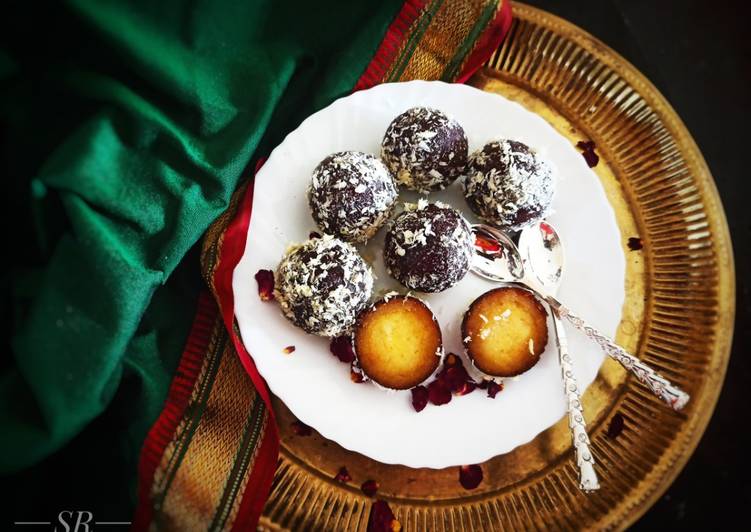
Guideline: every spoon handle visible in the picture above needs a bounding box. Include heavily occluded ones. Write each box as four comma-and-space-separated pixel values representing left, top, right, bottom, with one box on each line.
547, 297, 690, 411
551, 310, 599, 491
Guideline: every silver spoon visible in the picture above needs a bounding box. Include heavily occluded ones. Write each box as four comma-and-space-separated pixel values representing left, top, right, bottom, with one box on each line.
474, 223, 598, 491
518, 220, 599, 491
471, 223, 690, 411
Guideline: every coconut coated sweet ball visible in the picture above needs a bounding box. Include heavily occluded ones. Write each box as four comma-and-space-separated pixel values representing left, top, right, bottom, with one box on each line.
275, 235, 373, 337
384, 200, 474, 293
463, 139, 554, 231
381, 107, 468, 193
308, 151, 398, 243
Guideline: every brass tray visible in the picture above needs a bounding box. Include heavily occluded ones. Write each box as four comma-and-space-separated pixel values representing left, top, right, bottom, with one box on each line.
259, 3, 735, 530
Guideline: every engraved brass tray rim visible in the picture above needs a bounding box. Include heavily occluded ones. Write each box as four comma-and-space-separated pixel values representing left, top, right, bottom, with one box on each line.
506, 3, 735, 527
260, 3, 735, 530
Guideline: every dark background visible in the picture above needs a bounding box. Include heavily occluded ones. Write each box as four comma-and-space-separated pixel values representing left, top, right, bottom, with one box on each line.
523, 0, 750, 527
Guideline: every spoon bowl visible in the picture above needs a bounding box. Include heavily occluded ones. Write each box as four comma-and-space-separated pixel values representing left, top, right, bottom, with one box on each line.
470, 223, 525, 284
518, 220, 564, 293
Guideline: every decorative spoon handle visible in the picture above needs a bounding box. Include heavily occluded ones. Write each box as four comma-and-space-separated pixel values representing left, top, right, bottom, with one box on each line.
551, 310, 599, 491
547, 297, 690, 411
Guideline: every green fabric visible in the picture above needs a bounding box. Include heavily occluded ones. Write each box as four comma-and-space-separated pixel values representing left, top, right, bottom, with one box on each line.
1, 0, 400, 516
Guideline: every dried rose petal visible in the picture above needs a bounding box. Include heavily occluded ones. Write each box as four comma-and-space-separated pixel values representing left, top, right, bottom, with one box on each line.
428, 379, 452, 406
291, 420, 312, 436
350, 366, 365, 383
330, 336, 356, 363
361, 479, 379, 497
456, 381, 477, 396
283, 345, 295, 355
459, 464, 483, 490
443, 353, 460, 369
368, 500, 401, 532
309, 230, 322, 239
334, 466, 351, 483
255, 269, 275, 301
607, 413, 625, 439
436, 357, 456, 380
583, 151, 599, 167
576, 140, 599, 168
486, 381, 503, 398
627, 237, 643, 251
476, 380, 490, 390
444, 366, 471, 393
410, 386, 429, 412
436, 354, 475, 393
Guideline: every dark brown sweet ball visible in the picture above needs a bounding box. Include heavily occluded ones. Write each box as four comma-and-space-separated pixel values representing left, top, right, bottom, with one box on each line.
381, 107, 468, 193
463, 140, 555, 231
384, 201, 474, 293
308, 151, 398, 243
274, 236, 374, 337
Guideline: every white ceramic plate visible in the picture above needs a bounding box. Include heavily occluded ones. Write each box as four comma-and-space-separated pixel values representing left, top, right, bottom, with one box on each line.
233, 81, 625, 469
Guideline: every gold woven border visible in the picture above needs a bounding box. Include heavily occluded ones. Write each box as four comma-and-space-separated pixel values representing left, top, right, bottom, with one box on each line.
385, 0, 499, 83
149, 316, 270, 531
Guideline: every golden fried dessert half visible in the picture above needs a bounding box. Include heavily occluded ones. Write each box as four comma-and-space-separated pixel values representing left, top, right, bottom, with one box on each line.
354, 295, 442, 390
462, 287, 548, 377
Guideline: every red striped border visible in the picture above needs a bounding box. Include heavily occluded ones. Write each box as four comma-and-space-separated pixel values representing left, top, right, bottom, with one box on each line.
132, 290, 218, 531
210, 163, 281, 529
212, 169, 277, 417
353, 0, 429, 91
455, 0, 513, 83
